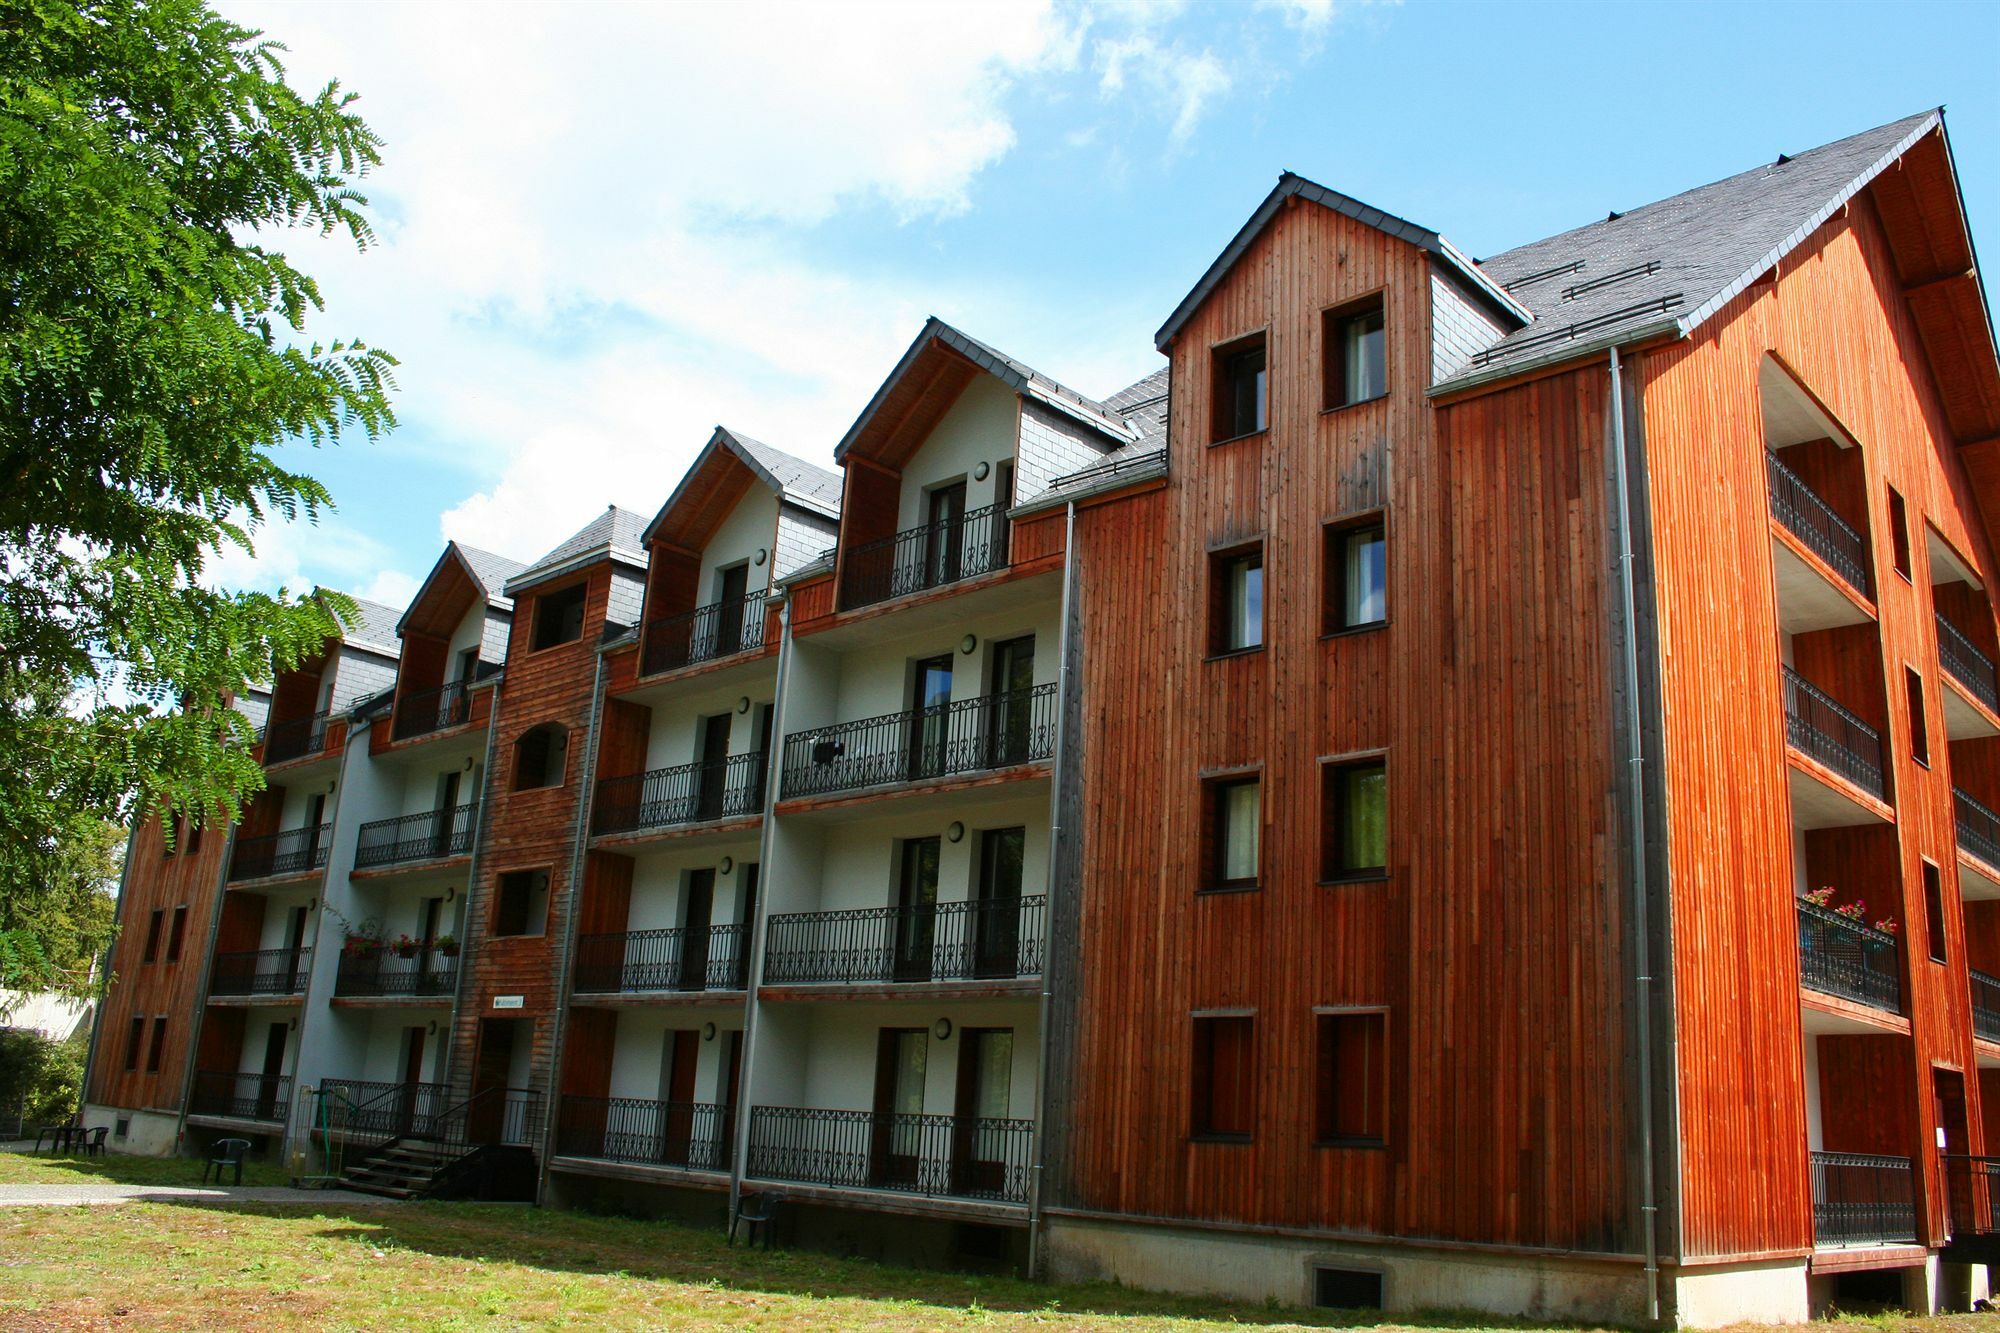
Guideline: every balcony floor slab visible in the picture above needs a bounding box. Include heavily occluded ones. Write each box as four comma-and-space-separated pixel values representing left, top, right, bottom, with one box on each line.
776, 765, 1049, 823
1806, 1244, 1928, 1273
1786, 753, 1892, 830
1942, 676, 2000, 741
1771, 528, 1875, 634
758, 979, 1038, 1004
567, 990, 748, 1010
735, 1177, 1028, 1226
205, 993, 305, 1008
1961, 849, 2000, 901
1800, 989, 1910, 1036
591, 816, 761, 856
548, 1155, 729, 1191
329, 995, 456, 1010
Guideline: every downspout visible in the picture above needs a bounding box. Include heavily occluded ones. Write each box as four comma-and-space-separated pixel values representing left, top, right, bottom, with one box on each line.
1027, 498, 1078, 1279
1610, 346, 1662, 1324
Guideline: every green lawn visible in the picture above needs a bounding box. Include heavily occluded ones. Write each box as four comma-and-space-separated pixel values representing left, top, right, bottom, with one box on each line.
0, 1146, 290, 1189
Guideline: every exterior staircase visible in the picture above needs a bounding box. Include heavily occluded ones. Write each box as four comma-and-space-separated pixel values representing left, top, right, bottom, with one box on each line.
340, 1138, 465, 1199
309, 1081, 543, 1202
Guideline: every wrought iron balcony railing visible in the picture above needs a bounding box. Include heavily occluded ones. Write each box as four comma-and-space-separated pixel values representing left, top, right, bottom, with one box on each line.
572, 925, 748, 993
1958, 788, 2000, 869
641, 591, 769, 676
840, 504, 1008, 610
746, 1105, 1032, 1204
190, 1070, 292, 1123
1767, 451, 1869, 595
316, 1078, 452, 1138
263, 709, 332, 764
555, 1095, 733, 1172
1973, 970, 2000, 1043
592, 753, 764, 837
763, 895, 1047, 986
1944, 1154, 2000, 1242
228, 824, 330, 882
354, 803, 477, 870
1796, 897, 1901, 1013
1938, 612, 2000, 714
1782, 665, 1885, 799
334, 951, 458, 998
209, 947, 312, 997
392, 680, 472, 741
1810, 1150, 1917, 1247
780, 683, 1056, 800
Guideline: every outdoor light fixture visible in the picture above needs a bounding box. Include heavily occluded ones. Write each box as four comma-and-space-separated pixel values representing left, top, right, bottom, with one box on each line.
737, 696, 751, 714
427, 1020, 438, 1036
703, 1022, 717, 1042
719, 856, 734, 875
960, 634, 977, 655
306, 898, 317, 911
754, 548, 768, 567
445, 887, 455, 903
946, 821, 964, 843
464, 756, 475, 771
973, 461, 991, 482
934, 1018, 953, 1040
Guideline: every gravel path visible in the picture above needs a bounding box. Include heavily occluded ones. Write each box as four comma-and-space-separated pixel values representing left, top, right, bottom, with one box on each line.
0, 1183, 394, 1207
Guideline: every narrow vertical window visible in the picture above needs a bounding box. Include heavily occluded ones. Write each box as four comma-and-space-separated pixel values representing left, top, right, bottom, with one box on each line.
1208, 546, 1264, 654
1907, 666, 1929, 766
1191, 1015, 1255, 1139
1211, 334, 1268, 441
142, 910, 165, 964
1314, 1012, 1388, 1145
1321, 759, 1388, 880
1203, 775, 1261, 890
145, 1016, 168, 1074
1323, 295, 1387, 409
166, 906, 189, 963
1924, 863, 1946, 964
1324, 518, 1387, 632
123, 1017, 145, 1072
1889, 487, 1912, 579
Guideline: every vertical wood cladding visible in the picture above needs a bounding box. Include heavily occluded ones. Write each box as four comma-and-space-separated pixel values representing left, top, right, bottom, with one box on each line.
1641, 190, 2000, 1259
1060, 197, 1630, 1251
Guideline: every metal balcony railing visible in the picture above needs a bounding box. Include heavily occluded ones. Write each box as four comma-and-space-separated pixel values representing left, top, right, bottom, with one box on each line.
209, 947, 312, 997
392, 680, 472, 740
746, 1106, 1033, 1204
334, 951, 458, 998
641, 591, 769, 677
1782, 665, 1885, 799
554, 1096, 733, 1172
571, 925, 748, 993
263, 709, 332, 764
1974, 970, 2000, 1043
1938, 613, 2000, 714
316, 1078, 452, 1138
780, 683, 1056, 800
1767, 451, 1868, 595
1957, 789, 2000, 869
1796, 898, 1901, 1012
1810, 1150, 1917, 1247
763, 895, 1047, 985
190, 1070, 293, 1123
354, 803, 477, 869
1944, 1154, 2000, 1242
592, 753, 764, 837
228, 824, 330, 882
840, 504, 1008, 610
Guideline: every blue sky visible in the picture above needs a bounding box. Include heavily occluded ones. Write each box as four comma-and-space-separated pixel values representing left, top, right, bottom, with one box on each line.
213, 0, 2000, 610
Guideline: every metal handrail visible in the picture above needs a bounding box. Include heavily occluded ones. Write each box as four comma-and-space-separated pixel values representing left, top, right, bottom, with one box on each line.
780, 683, 1056, 799
554, 1095, 732, 1172
393, 680, 472, 740
571, 925, 748, 993
1782, 665, 1885, 798
764, 895, 1047, 985
354, 803, 477, 869
263, 709, 332, 764
641, 590, 769, 676
592, 753, 764, 836
1938, 612, 2000, 713
1943, 1154, 2000, 1239
745, 1105, 1033, 1203
1957, 788, 2000, 869
1795, 897, 1901, 1013
1810, 1150, 1917, 1246
190, 1070, 293, 1123
228, 824, 330, 882
209, 947, 313, 997
1767, 451, 1869, 594
333, 951, 459, 998
316, 1078, 453, 1138
840, 503, 1009, 609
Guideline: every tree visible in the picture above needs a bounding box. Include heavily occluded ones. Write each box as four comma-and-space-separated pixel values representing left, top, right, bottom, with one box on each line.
0, 815, 119, 1009
0, 0, 394, 994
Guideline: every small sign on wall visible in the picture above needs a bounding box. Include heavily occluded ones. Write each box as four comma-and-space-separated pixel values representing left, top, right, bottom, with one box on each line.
492, 995, 525, 1010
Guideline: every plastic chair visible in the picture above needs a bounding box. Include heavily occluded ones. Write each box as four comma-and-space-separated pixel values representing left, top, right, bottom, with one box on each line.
32, 1120, 79, 1155
728, 1190, 784, 1248
77, 1126, 108, 1157
202, 1137, 251, 1185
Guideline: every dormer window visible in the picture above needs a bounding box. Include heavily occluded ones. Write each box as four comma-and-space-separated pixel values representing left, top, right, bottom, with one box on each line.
513, 723, 569, 790
533, 583, 587, 651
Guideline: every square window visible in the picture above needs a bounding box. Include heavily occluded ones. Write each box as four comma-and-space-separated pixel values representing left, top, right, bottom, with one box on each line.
1210, 335, 1267, 442
1323, 296, 1387, 410
1208, 547, 1264, 654
1324, 519, 1386, 632
1321, 759, 1387, 880
493, 869, 551, 938
1204, 775, 1261, 890
513, 724, 569, 791
1191, 1015, 1254, 1139
532, 583, 588, 651
1315, 1012, 1387, 1145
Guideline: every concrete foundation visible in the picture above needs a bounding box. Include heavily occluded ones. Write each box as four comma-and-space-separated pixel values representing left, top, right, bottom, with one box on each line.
1669, 1259, 1810, 1326
81, 1103, 179, 1157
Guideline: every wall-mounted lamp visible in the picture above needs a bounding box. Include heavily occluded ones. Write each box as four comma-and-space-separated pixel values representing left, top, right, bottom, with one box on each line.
326, 780, 337, 794
959, 634, 977, 656
465, 756, 475, 771
718, 855, 734, 876
289, 1018, 300, 1032
702, 1022, 718, 1042
427, 1020, 438, 1036
946, 821, 965, 844
933, 1018, 953, 1041
754, 548, 768, 567
445, 887, 455, 903
973, 461, 991, 482
737, 696, 751, 715
306, 898, 318, 912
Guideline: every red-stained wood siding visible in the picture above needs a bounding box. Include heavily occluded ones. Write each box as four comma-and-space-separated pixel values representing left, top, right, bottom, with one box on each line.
1009, 509, 1067, 567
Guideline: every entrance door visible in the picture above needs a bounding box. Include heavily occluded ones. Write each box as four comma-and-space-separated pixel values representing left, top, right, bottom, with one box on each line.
283, 905, 310, 991
468, 1018, 519, 1144
1937, 1068, 1974, 1238
923, 481, 968, 589
953, 1028, 1015, 1197
732, 863, 760, 989
713, 562, 749, 657
986, 636, 1035, 768
255, 1021, 289, 1121
659, 1028, 701, 1166
893, 838, 940, 982
433, 769, 462, 857
719, 1030, 743, 1171
973, 827, 1026, 978
871, 1028, 929, 1188
696, 713, 732, 821
303, 793, 326, 868
418, 897, 444, 993
906, 655, 954, 781
679, 869, 716, 992
398, 1026, 427, 1134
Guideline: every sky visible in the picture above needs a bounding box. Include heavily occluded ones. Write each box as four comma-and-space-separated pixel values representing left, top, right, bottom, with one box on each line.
211, 0, 2000, 612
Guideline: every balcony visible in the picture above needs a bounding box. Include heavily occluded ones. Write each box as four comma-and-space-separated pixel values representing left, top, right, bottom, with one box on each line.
641, 591, 769, 677
1944, 1155, 2000, 1249
572, 926, 748, 994
354, 804, 477, 870
779, 684, 1056, 801
1810, 1150, 1918, 1247
228, 824, 330, 883
554, 1095, 733, 1173
263, 710, 332, 765
764, 896, 1047, 987
745, 1106, 1032, 1204
317, 1078, 451, 1138
334, 951, 458, 999
1768, 451, 1869, 597
841, 505, 1008, 611
209, 947, 312, 998
190, 1070, 292, 1124
1783, 665, 1885, 801
592, 754, 764, 838
1796, 898, 1901, 1013
392, 680, 471, 741
1974, 971, 2000, 1043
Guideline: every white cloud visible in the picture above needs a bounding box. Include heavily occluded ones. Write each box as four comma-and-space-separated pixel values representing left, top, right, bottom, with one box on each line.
204, 510, 413, 606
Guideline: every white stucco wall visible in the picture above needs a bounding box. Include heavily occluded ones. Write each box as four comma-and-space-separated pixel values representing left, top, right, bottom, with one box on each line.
698, 487, 779, 598
602, 1007, 746, 1105
776, 1000, 1040, 1121
822, 600, 1060, 725
643, 676, 776, 774
811, 793, 1047, 916
624, 840, 764, 932
894, 374, 1019, 530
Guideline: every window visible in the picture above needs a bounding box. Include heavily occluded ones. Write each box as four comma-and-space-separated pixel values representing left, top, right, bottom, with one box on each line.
1208, 546, 1264, 655
513, 723, 568, 790
1925, 862, 1946, 964
1191, 1015, 1254, 1139
1204, 775, 1261, 890
166, 906, 189, 963
142, 910, 165, 964
1888, 487, 1911, 579
145, 1016, 168, 1074
1315, 1011, 1388, 1145
1324, 517, 1386, 632
1323, 295, 1387, 410
1321, 759, 1387, 880
1907, 667, 1929, 766
532, 583, 588, 651
1210, 334, 1267, 441
1313, 1268, 1384, 1311
185, 820, 202, 856
493, 869, 551, 937
123, 1017, 145, 1072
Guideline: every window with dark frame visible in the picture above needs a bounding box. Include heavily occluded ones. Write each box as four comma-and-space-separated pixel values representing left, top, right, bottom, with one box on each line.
1924, 863, 1946, 964
186, 820, 202, 856
166, 905, 189, 963
1889, 486, 1912, 578
142, 910, 165, 964
1203, 774, 1261, 890
123, 1016, 145, 1072
1208, 546, 1264, 654
1323, 295, 1387, 410
145, 1016, 168, 1074
1324, 518, 1386, 632
1321, 759, 1387, 880
532, 582, 588, 651
513, 723, 568, 791
493, 869, 551, 938
1210, 335, 1267, 441
1314, 1011, 1387, 1145
1906, 666, 1929, 766
1191, 1014, 1255, 1139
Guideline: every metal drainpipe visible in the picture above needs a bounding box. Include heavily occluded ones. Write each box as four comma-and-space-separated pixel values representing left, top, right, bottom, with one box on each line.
729, 591, 793, 1229
1610, 346, 1662, 1323
1027, 498, 1078, 1280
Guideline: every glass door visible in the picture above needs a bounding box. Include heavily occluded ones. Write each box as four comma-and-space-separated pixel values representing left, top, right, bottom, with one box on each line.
893, 838, 940, 982
953, 1028, 1014, 1197
923, 482, 968, 589
906, 655, 953, 781
712, 562, 749, 657
973, 827, 1025, 979
871, 1028, 928, 1188
695, 713, 731, 821
986, 636, 1035, 767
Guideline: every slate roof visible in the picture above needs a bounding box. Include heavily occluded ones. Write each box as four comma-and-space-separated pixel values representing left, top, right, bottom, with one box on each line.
731, 432, 843, 518
457, 544, 529, 606
333, 594, 404, 657
506, 505, 651, 594
1012, 365, 1172, 514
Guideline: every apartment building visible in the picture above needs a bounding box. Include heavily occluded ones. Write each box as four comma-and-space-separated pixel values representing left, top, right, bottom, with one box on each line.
84, 107, 2000, 1324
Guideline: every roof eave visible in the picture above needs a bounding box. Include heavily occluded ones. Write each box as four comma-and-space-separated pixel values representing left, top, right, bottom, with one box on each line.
1428, 316, 1684, 399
